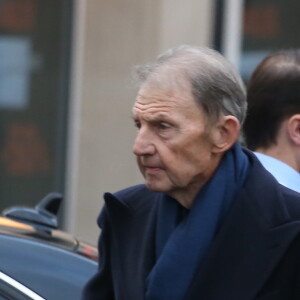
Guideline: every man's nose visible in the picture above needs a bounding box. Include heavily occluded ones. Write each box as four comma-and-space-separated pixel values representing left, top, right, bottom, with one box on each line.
133, 128, 155, 156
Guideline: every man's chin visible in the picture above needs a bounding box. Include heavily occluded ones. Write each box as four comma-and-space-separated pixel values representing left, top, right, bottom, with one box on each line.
145, 181, 169, 193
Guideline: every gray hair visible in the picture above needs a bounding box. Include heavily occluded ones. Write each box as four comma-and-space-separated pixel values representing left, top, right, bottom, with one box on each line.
133, 45, 247, 125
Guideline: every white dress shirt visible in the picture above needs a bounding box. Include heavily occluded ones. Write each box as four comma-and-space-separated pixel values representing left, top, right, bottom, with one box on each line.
254, 152, 300, 193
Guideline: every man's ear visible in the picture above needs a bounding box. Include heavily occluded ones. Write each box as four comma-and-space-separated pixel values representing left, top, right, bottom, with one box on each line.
211, 116, 240, 153
287, 114, 300, 145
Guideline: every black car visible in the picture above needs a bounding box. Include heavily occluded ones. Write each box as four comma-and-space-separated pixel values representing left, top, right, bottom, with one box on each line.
0, 193, 98, 300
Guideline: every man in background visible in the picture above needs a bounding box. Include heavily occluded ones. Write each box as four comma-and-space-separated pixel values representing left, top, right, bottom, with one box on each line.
244, 49, 300, 193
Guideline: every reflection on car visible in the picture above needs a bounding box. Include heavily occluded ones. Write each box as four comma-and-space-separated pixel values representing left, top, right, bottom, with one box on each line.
0, 193, 98, 300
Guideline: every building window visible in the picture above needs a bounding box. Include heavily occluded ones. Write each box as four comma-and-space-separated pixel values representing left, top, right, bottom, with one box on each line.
241, 0, 300, 80
0, 0, 72, 214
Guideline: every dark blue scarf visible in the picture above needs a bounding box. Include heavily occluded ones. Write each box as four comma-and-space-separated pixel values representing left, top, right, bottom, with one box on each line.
146, 143, 250, 300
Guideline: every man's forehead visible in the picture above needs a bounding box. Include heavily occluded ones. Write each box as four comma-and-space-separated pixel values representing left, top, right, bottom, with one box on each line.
132, 96, 172, 119
135, 92, 176, 107
133, 95, 182, 120
134, 86, 193, 110
132, 88, 206, 126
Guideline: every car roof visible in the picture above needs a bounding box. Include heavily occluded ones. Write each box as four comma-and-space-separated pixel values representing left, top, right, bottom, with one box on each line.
0, 233, 97, 300
0, 193, 98, 300
0, 192, 98, 259
0, 215, 78, 250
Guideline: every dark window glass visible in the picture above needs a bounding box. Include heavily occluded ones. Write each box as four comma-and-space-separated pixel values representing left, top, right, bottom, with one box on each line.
0, 0, 72, 215
241, 0, 300, 80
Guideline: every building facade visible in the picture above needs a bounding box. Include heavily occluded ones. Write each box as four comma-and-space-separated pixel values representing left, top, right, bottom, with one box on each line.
1, 0, 299, 244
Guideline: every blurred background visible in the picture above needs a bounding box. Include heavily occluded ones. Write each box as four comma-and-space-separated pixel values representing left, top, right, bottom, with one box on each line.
0, 0, 299, 244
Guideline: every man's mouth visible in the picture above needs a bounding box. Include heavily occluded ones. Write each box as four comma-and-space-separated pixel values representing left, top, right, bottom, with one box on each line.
144, 166, 163, 173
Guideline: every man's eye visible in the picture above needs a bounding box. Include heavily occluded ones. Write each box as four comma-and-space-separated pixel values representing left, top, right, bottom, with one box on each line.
158, 122, 171, 130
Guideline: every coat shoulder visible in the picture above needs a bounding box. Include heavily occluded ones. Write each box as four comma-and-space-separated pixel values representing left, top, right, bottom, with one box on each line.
280, 185, 300, 220
104, 184, 161, 213
241, 153, 300, 226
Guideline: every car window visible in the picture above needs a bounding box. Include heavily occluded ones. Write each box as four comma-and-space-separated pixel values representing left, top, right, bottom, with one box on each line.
0, 289, 34, 300
0, 285, 32, 300
0, 294, 10, 300
0, 272, 45, 300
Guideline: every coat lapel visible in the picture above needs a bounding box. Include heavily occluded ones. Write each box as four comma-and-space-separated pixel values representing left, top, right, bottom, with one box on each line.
186, 163, 300, 300
104, 187, 161, 300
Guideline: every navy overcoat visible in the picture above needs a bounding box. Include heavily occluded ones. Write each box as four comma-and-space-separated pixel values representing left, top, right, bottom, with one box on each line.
82, 152, 300, 300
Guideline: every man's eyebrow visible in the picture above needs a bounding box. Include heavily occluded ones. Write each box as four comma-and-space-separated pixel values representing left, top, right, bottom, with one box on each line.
146, 112, 172, 121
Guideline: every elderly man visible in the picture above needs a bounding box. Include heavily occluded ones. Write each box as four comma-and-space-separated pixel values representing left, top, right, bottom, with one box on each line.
82, 46, 300, 300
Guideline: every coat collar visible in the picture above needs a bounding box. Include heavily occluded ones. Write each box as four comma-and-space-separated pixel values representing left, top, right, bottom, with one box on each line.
103, 186, 161, 300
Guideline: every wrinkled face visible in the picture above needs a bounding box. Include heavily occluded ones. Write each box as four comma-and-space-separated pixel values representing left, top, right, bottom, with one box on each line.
132, 81, 220, 202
